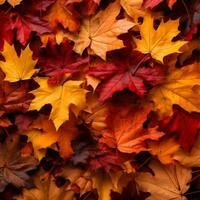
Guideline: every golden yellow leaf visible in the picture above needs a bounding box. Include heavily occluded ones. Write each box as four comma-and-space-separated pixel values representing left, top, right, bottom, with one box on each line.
16, 171, 74, 200
174, 134, 200, 167
0, 42, 37, 82
23, 115, 78, 160
29, 78, 88, 130
120, 0, 144, 20
69, 1, 134, 60
43, 0, 79, 32
0, 0, 22, 7
148, 63, 200, 117
23, 116, 59, 160
135, 160, 192, 200
148, 137, 180, 164
133, 13, 187, 63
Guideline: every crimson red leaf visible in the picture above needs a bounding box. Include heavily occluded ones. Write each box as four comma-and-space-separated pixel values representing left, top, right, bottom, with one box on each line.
88, 51, 163, 101
160, 105, 200, 151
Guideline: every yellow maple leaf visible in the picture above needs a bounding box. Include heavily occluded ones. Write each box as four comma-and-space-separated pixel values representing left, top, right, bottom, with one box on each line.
0, 42, 37, 82
68, 1, 134, 60
133, 13, 187, 63
135, 160, 192, 200
120, 0, 144, 20
23, 116, 59, 160
23, 115, 78, 160
148, 63, 200, 117
43, 0, 79, 32
29, 78, 88, 130
0, 0, 22, 7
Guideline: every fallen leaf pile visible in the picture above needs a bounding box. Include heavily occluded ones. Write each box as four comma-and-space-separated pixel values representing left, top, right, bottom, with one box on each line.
0, 0, 200, 200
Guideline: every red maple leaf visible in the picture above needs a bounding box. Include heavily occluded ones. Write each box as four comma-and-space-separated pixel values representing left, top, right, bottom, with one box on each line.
38, 41, 89, 86
160, 105, 200, 151
88, 51, 163, 101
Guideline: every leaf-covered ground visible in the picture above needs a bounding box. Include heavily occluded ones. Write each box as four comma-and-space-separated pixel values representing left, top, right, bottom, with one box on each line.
0, 0, 200, 200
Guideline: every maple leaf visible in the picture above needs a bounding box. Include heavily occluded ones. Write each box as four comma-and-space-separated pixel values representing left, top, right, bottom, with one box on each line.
8, 0, 53, 45
160, 105, 200, 151
38, 41, 89, 85
11, 13, 51, 46
100, 104, 164, 153
69, 1, 135, 60
16, 171, 75, 200
148, 63, 200, 117
133, 13, 187, 63
0, 135, 38, 192
22, 115, 59, 160
0, 0, 22, 7
82, 94, 108, 133
120, 0, 144, 19
29, 77, 88, 130
87, 51, 163, 101
174, 134, 200, 167
66, 0, 101, 16
0, 42, 37, 82
43, 0, 80, 32
22, 115, 78, 160
135, 160, 192, 200
148, 136, 180, 164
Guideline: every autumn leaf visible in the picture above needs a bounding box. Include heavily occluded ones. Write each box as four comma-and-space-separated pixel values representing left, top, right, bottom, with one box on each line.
133, 13, 187, 63
69, 1, 135, 60
82, 94, 108, 133
142, 0, 163, 8
87, 51, 163, 101
142, 0, 177, 9
44, 0, 80, 32
120, 0, 144, 19
22, 114, 78, 160
135, 160, 192, 200
174, 134, 200, 167
29, 77, 88, 130
149, 63, 200, 117
92, 170, 133, 200
66, 0, 101, 16
0, 0, 22, 7
16, 171, 75, 200
22, 115, 59, 160
59, 166, 92, 195
38, 41, 89, 85
160, 105, 200, 151
0, 12, 14, 51
0, 81, 32, 114
100, 103, 164, 153
9, 0, 53, 45
0, 135, 38, 192
148, 137, 180, 164
0, 42, 37, 82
